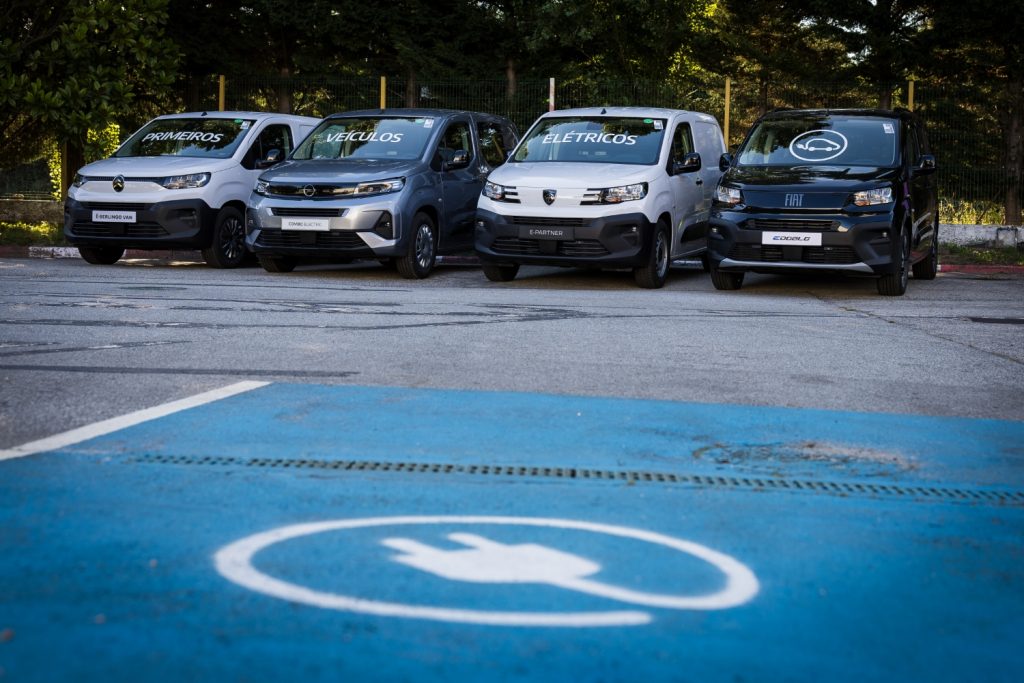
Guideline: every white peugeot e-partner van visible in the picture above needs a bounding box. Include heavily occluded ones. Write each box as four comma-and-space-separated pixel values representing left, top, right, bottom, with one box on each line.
475, 107, 725, 287
65, 111, 319, 267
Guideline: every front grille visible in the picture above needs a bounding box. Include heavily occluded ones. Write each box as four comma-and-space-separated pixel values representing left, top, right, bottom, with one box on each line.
746, 219, 836, 231
82, 202, 149, 211
728, 244, 859, 264
803, 246, 859, 264
272, 207, 344, 217
509, 216, 588, 228
256, 229, 368, 249
492, 237, 610, 257
729, 245, 783, 261
71, 223, 168, 237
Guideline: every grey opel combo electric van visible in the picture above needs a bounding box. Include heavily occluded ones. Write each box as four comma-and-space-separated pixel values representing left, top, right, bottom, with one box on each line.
246, 108, 518, 278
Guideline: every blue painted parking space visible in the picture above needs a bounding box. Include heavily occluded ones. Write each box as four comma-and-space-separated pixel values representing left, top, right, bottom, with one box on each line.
2, 384, 1023, 681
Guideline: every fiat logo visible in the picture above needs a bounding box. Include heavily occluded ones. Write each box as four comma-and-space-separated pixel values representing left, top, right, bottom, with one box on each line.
302, 185, 316, 197
543, 189, 557, 205
112, 175, 125, 192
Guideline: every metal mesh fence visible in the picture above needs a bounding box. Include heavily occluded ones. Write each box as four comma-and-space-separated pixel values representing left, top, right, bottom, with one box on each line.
1, 75, 1019, 225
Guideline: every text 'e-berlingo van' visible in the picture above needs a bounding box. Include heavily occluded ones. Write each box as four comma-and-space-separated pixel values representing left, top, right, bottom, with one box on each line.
65, 111, 320, 267
475, 107, 726, 288
708, 108, 938, 296
246, 108, 518, 278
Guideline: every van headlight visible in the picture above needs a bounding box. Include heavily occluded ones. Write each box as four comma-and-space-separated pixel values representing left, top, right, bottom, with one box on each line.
715, 185, 742, 205
254, 179, 269, 195
352, 177, 405, 197
852, 187, 893, 206
72, 173, 88, 188
484, 181, 511, 201
599, 183, 647, 203
161, 172, 210, 190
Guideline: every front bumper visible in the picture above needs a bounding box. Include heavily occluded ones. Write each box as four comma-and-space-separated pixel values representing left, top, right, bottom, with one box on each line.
707, 210, 898, 276
474, 209, 655, 268
246, 195, 400, 259
63, 197, 215, 249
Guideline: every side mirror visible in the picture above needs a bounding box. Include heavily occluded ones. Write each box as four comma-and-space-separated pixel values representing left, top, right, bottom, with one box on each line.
917, 154, 937, 175
444, 149, 471, 170
673, 152, 702, 174
719, 153, 734, 172
256, 149, 282, 169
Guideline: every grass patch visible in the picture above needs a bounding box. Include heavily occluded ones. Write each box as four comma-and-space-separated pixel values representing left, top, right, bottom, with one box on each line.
940, 244, 1024, 265
0, 221, 66, 246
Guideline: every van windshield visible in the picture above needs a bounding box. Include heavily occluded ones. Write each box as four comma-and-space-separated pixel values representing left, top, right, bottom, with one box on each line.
115, 118, 254, 158
292, 117, 434, 161
513, 117, 666, 165
737, 115, 899, 167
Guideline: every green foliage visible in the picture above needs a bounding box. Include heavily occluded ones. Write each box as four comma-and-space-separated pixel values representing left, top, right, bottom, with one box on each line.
0, 1, 178, 169
941, 244, 1024, 266
0, 221, 64, 246
43, 123, 121, 199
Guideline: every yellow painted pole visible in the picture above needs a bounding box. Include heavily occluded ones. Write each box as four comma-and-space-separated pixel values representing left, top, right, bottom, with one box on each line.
549, 77, 555, 112
724, 78, 731, 147
218, 75, 225, 111
380, 76, 387, 109
907, 79, 915, 111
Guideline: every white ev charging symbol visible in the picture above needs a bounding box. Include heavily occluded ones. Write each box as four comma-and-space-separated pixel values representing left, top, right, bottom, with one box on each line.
215, 516, 760, 627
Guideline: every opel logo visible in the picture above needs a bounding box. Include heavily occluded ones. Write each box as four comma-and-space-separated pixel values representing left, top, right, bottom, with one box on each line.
543, 189, 557, 205
112, 175, 125, 192
302, 185, 316, 198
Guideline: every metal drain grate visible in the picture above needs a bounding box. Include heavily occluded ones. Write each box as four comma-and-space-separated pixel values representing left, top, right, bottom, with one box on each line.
125, 454, 1024, 505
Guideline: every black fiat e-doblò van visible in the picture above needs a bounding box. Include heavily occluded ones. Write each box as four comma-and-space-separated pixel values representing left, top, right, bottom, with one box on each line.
708, 108, 938, 296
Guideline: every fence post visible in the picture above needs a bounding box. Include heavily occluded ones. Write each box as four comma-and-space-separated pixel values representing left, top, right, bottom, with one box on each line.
724, 78, 731, 147
380, 76, 387, 109
218, 75, 225, 112
907, 79, 915, 111
549, 78, 555, 112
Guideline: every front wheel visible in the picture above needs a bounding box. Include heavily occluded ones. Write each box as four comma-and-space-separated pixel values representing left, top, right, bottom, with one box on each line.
202, 207, 247, 269
78, 246, 124, 265
482, 263, 519, 282
633, 221, 670, 289
877, 228, 910, 296
396, 212, 437, 279
709, 261, 744, 290
258, 255, 296, 273
912, 222, 938, 280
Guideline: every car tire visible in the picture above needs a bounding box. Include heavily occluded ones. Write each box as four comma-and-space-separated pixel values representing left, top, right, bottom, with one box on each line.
482, 263, 519, 282
912, 221, 938, 280
633, 220, 670, 289
396, 212, 436, 279
258, 255, 296, 273
877, 228, 910, 296
201, 207, 247, 269
78, 246, 124, 265
709, 261, 744, 290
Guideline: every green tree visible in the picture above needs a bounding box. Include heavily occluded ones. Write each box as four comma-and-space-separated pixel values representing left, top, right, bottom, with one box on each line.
0, 0, 178, 188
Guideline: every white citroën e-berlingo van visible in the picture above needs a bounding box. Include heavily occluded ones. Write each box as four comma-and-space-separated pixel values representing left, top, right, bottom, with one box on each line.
475, 107, 726, 287
65, 111, 319, 267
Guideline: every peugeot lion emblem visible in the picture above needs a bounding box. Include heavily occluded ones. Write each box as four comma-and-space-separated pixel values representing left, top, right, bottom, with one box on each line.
543, 189, 557, 205
112, 175, 125, 192
303, 185, 316, 197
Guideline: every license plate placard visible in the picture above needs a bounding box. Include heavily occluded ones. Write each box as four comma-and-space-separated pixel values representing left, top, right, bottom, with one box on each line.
92, 210, 136, 223
519, 226, 574, 241
281, 218, 330, 232
761, 231, 822, 246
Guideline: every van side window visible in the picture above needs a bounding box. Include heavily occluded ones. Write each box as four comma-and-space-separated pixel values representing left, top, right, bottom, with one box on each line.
671, 123, 694, 159
905, 125, 921, 165
438, 121, 472, 164
243, 124, 293, 169
477, 121, 509, 167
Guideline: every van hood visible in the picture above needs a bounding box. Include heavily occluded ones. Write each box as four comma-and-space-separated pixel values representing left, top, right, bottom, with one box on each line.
489, 162, 653, 189
260, 159, 423, 183
725, 165, 899, 190
78, 156, 236, 177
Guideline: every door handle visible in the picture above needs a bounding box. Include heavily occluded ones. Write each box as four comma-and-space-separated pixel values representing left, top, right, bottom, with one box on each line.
695, 179, 704, 186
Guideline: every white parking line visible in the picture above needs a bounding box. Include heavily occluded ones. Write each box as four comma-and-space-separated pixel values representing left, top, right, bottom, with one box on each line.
0, 381, 270, 462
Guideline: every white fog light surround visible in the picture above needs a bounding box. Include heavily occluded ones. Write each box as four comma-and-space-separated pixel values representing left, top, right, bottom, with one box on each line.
161, 172, 211, 190
600, 183, 647, 204
715, 185, 742, 205
852, 187, 893, 206
353, 177, 405, 197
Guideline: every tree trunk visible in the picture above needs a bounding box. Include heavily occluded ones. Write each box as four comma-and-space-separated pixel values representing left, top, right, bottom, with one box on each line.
277, 64, 292, 114
878, 87, 893, 110
759, 80, 769, 115
405, 67, 418, 108
506, 57, 517, 99
1003, 77, 1023, 225
61, 139, 86, 200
